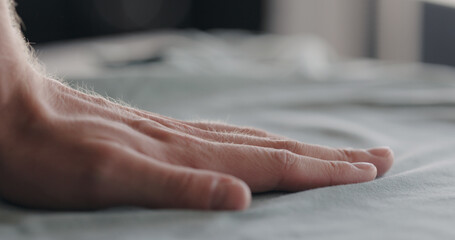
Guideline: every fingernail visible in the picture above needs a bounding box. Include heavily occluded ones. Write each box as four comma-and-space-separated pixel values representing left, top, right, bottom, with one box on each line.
368, 147, 392, 158
210, 180, 250, 210
352, 162, 376, 171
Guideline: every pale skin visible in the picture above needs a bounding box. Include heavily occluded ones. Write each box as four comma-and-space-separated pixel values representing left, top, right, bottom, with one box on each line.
0, 0, 393, 211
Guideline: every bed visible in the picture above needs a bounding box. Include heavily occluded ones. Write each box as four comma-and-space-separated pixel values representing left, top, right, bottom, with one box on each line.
1, 31, 455, 239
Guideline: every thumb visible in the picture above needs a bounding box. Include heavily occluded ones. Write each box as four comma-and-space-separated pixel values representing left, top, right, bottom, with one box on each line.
99, 153, 251, 210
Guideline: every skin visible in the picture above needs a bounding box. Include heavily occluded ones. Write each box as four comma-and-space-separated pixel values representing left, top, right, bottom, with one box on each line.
0, 0, 393, 211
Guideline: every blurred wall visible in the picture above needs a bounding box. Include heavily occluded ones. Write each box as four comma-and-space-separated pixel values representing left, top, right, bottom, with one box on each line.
376, 0, 455, 66
266, 0, 371, 58
267, 0, 455, 67
376, 0, 421, 62
422, 1, 455, 67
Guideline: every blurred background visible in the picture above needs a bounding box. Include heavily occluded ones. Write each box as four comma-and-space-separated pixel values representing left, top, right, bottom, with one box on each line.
16, 0, 455, 67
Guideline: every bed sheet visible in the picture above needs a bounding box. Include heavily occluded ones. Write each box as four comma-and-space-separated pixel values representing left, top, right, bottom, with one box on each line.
1, 32, 455, 239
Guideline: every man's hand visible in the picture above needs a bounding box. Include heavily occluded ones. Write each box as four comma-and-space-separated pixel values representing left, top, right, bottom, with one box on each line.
0, 0, 393, 211
0, 71, 393, 210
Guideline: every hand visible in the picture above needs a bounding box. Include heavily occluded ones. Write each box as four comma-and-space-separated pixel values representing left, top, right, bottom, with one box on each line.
0, 0, 393, 210
0, 69, 393, 211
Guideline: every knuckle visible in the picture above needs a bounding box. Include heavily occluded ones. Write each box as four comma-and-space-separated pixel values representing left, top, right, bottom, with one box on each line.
327, 162, 337, 185
241, 127, 268, 137
164, 134, 209, 168
273, 149, 296, 172
337, 148, 353, 162
170, 122, 198, 135
172, 132, 205, 147
161, 171, 214, 208
163, 171, 190, 194
129, 118, 171, 141
327, 161, 339, 175
276, 140, 299, 153
129, 118, 153, 131
324, 161, 351, 184
323, 161, 339, 185
270, 149, 299, 189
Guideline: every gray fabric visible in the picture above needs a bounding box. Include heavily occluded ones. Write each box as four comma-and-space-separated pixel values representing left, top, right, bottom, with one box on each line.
2, 33, 455, 239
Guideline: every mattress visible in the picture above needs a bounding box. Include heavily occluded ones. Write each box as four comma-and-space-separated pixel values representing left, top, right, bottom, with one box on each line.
1, 32, 455, 239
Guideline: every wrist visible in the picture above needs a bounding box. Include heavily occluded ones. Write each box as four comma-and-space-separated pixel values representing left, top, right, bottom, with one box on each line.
0, 68, 47, 128
0, 62, 36, 106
